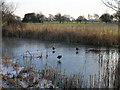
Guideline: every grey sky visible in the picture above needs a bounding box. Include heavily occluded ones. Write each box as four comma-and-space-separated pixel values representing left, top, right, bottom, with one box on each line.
7, 0, 115, 19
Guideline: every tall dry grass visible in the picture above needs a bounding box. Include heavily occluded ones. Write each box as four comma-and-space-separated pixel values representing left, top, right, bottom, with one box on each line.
3, 23, 119, 46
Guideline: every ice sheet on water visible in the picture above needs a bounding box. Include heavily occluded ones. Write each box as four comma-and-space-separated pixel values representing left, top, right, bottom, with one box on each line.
1, 64, 24, 75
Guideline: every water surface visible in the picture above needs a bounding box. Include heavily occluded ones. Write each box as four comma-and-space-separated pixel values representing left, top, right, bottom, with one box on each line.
2, 37, 118, 79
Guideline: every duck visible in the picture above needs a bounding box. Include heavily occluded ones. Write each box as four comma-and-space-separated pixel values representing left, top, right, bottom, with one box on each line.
52, 47, 55, 50
57, 55, 62, 63
76, 48, 79, 51
57, 55, 62, 59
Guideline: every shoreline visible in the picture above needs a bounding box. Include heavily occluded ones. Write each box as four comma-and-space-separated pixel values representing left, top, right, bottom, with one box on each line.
2, 35, 119, 49
1, 57, 56, 88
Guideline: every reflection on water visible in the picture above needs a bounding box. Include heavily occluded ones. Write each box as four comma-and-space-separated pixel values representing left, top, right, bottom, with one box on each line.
2, 37, 119, 81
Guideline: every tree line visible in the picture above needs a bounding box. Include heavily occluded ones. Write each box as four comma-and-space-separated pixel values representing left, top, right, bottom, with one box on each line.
21, 12, 119, 23
1, 0, 120, 28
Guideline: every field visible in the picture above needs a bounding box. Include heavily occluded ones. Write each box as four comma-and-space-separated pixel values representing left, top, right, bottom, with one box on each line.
3, 22, 119, 46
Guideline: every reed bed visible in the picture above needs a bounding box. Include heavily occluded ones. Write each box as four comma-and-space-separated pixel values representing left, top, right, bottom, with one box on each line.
3, 23, 119, 46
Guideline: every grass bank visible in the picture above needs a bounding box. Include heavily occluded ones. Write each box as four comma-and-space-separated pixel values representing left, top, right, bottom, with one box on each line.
2, 23, 119, 47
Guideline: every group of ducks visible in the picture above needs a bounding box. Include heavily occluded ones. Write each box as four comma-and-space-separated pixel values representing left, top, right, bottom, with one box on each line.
52, 47, 62, 63
37, 47, 79, 64
52, 47, 79, 64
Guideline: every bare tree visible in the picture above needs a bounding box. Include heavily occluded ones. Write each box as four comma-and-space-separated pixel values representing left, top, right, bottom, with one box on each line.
1, 0, 17, 25
77, 16, 85, 23
70, 17, 75, 22
48, 14, 54, 21
101, 0, 120, 11
88, 14, 93, 20
102, 0, 120, 22
93, 14, 99, 20
63, 14, 71, 22
1, 0, 24, 33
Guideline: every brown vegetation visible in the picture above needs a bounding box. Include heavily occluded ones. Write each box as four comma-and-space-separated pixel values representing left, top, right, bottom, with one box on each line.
3, 23, 119, 47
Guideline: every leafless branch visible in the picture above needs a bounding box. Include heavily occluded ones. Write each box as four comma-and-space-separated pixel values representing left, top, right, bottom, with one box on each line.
101, 0, 120, 11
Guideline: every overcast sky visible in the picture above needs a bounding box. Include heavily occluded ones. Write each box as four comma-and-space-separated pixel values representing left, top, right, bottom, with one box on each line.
6, 0, 115, 19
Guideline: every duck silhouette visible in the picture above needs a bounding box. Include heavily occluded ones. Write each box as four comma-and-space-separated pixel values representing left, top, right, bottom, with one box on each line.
57, 55, 62, 63
76, 51, 79, 54
52, 47, 55, 50
76, 48, 79, 51
52, 51, 55, 54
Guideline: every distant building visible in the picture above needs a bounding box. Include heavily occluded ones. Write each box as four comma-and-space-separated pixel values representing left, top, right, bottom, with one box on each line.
87, 19, 102, 22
